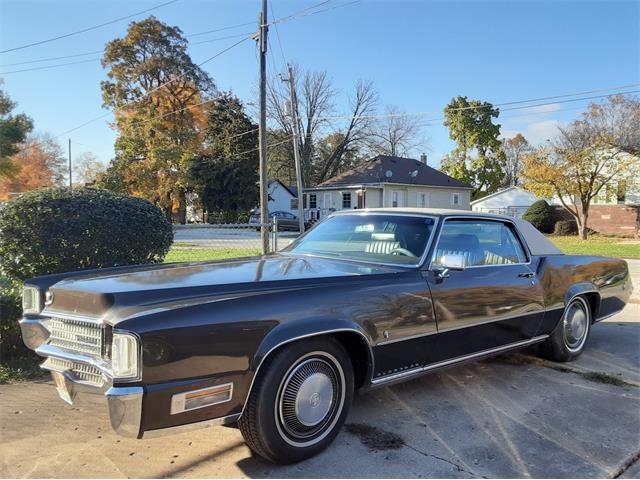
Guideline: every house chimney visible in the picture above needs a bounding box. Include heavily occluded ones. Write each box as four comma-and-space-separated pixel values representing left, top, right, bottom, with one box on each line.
420, 153, 427, 165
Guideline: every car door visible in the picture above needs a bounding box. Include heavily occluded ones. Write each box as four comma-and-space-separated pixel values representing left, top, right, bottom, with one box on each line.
422, 217, 545, 364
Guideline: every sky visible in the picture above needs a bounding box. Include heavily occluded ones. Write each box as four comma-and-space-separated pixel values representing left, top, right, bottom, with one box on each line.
1, 0, 638, 170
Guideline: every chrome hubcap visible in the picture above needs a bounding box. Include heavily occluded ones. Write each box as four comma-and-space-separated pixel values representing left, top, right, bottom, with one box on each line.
277, 355, 343, 444
564, 300, 589, 351
295, 372, 334, 426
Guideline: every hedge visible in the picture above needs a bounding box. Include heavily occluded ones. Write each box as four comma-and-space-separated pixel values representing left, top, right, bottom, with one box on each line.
523, 200, 556, 233
0, 187, 174, 281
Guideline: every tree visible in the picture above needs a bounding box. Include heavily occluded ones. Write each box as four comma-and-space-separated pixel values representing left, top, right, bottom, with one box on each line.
74, 152, 106, 185
441, 96, 505, 198
523, 95, 640, 239
101, 16, 215, 223
501, 133, 531, 187
189, 94, 258, 220
366, 105, 425, 157
267, 66, 377, 186
0, 85, 33, 178
0, 132, 65, 200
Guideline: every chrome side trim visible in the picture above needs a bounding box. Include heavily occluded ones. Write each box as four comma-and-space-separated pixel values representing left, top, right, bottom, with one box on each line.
106, 386, 144, 438
594, 306, 625, 322
240, 328, 374, 418
142, 413, 241, 439
375, 309, 546, 346
371, 334, 549, 386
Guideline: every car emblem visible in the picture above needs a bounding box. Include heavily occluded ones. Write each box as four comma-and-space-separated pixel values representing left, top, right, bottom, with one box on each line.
45, 291, 54, 305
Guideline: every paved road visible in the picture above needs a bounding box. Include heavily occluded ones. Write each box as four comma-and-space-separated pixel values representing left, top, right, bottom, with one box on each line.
1, 303, 638, 478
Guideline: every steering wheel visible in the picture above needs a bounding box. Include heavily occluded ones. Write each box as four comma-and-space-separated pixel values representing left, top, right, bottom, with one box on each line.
390, 247, 417, 257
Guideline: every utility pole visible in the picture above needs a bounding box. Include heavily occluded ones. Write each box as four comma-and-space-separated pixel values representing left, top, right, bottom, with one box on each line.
68, 138, 73, 190
284, 64, 305, 233
257, 0, 269, 255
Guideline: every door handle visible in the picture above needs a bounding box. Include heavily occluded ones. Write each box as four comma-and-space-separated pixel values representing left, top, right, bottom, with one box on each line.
518, 272, 535, 278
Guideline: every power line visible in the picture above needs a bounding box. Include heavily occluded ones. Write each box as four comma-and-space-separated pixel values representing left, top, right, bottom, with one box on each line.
0, 57, 101, 75
186, 21, 256, 38
0, 50, 103, 67
1, 0, 351, 69
0, 32, 253, 71
0, 0, 178, 54
318, 84, 640, 121
410, 90, 640, 129
43, 0, 355, 137
55, 35, 253, 138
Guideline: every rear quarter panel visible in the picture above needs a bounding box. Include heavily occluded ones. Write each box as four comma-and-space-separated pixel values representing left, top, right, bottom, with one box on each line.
535, 254, 631, 335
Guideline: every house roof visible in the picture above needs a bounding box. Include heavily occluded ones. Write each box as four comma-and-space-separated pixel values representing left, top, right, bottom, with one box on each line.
313, 155, 472, 190
470, 186, 542, 206
268, 180, 298, 198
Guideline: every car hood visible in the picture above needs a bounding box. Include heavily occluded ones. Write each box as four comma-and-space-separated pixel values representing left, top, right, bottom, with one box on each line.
44, 254, 406, 320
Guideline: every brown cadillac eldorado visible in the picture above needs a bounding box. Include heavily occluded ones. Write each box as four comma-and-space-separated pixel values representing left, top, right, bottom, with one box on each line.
20, 209, 632, 463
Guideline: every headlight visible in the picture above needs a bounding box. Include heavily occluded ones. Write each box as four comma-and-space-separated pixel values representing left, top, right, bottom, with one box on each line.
111, 332, 140, 380
22, 286, 41, 315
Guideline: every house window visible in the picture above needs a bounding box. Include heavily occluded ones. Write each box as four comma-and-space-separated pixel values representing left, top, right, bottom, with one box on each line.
392, 191, 399, 207
291, 198, 298, 209
342, 192, 352, 208
418, 192, 429, 208
309, 193, 317, 209
450, 192, 460, 206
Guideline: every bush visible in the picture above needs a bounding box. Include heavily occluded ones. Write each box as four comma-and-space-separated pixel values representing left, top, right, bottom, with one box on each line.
0, 187, 173, 281
0, 277, 27, 359
523, 200, 556, 233
554, 220, 578, 235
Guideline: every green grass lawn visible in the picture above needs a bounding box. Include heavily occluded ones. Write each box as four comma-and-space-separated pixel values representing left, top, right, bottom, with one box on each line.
549, 235, 640, 259
165, 247, 261, 263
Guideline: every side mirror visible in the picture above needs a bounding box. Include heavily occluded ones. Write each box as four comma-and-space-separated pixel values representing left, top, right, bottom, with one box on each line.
433, 253, 467, 279
440, 253, 467, 271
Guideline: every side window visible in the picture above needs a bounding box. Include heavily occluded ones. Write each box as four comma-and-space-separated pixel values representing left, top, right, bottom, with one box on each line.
433, 220, 527, 267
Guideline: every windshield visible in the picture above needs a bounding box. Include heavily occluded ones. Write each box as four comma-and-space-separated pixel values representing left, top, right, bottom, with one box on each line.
284, 214, 436, 266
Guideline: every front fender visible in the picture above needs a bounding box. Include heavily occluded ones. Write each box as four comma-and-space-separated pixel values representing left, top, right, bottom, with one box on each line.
251, 317, 374, 372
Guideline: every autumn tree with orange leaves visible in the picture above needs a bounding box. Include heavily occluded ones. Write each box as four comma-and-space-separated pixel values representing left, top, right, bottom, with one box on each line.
0, 132, 65, 200
99, 17, 215, 223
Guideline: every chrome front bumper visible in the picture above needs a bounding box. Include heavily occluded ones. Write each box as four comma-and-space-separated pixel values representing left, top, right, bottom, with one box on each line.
20, 317, 144, 438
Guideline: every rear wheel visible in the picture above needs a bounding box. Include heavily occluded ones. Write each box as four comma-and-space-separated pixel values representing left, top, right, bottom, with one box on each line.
539, 296, 591, 362
239, 338, 354, 464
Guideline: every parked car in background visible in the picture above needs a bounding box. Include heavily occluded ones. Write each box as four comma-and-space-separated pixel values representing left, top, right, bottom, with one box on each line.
20, 209, 632, 464
249, 210, 300, 231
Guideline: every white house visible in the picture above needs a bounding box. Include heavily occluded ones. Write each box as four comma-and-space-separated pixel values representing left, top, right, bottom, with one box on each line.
266, 180, 299, 215
471, 186, 544, 218
303, 155, 472, 220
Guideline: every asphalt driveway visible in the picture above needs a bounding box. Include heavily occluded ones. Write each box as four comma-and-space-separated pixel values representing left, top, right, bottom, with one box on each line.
1, 303, 638, 479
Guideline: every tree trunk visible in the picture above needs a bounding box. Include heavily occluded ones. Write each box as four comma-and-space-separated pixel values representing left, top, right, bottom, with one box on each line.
577, 203, 590, 240
175, 189, 187, 225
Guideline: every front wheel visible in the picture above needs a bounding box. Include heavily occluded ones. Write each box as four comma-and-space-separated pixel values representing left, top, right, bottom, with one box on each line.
539, 296, 592, 362
238, 337, 354, 464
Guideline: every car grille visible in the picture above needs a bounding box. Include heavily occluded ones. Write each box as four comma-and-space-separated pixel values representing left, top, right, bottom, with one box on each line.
48, 318, 105, 357
42, 357, 104, 386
